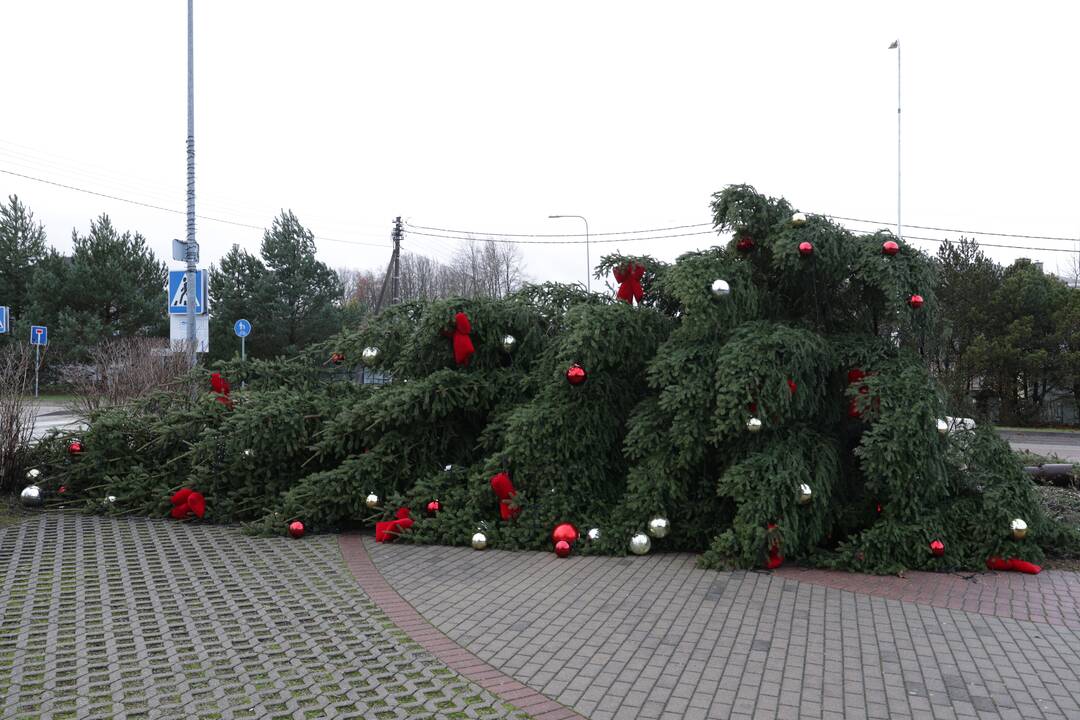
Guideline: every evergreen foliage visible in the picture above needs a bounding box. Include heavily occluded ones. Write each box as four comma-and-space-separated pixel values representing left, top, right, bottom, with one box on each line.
33, 186, 1080, 573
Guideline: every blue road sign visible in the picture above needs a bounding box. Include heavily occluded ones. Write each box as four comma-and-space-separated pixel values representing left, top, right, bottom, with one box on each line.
30, 325, 47, 346
0, 306, 8, 334
168, 270, 206, 315
233, 319, 251, 338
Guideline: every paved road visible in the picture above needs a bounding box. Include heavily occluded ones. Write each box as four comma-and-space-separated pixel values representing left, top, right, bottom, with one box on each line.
0, 513, 531, 720
997, 430, 1080, 463
367, 540, 1080, 720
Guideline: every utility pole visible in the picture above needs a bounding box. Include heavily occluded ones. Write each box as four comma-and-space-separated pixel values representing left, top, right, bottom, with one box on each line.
374, 216, 403, 314
185, 0, 198, 365
392, 216, 403, 304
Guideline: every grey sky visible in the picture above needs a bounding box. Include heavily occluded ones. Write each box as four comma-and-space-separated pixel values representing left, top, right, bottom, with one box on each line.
2, 1, 1078, 293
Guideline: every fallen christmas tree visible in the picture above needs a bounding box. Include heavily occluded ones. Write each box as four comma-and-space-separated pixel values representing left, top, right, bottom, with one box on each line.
25, 185, 1080, 574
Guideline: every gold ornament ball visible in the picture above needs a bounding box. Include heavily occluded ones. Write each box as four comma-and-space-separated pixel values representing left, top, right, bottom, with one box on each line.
747, 417, 763, 433
711, 279, 731, 297
365, 493, 380, 509
791, 212, 807, 225
647, 517, 671, 539
502, 334, 517, 353
471, 532, 488, 550
798, 483, 813, 504
1011, 518, 1028, 540
26, 468, 41, 481
936, 418, 949, 435
629, 532, 652, 555
362, 346, 381, 363
587, 527, 601, 542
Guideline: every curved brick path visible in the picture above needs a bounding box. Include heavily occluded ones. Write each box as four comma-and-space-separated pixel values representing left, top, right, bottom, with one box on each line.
0, 513, 530, 720
361, 539, 1080, 720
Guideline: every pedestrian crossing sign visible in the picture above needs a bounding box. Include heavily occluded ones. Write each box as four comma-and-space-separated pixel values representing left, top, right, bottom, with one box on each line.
168, 270, 207, 315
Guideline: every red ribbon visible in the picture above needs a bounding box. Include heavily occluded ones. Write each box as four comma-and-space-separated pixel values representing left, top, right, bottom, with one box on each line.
986, 556, 1041, 574
170, 488, 206, 519
375, 507, 414, 542
613, 263, 645, 304
491, 472, 521, 520
451, 312, 475, 366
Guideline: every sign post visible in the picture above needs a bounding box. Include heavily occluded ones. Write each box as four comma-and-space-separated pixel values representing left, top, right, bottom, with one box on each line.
29, 325, 47, 398
0, 306, 9, 335
233, 319, 251, 362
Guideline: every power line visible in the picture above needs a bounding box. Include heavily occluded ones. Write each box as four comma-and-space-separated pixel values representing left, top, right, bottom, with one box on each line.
404, 220, 712, 238
0, 166, 391, 249
405, 228, 718, 245
827, 214, 1080, 244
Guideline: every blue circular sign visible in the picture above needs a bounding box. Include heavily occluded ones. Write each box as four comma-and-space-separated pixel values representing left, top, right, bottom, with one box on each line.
233, 319, 251, 338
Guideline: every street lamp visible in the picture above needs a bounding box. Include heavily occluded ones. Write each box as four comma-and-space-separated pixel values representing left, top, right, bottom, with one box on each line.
548, 215, 590, 292
889, 39, 901, 241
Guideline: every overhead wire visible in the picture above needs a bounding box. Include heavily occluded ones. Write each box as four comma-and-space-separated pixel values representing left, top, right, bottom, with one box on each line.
0, 167, 392, 249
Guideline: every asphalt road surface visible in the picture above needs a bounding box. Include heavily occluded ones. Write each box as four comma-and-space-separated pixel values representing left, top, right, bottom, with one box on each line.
997, 429, 1080, 463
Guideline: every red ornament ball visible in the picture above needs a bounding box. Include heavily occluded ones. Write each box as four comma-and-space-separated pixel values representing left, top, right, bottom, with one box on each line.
736, 237, 755, 252
426, 500, 441, 516
330, 352, 345, 365
930, 539, 945, 557
798, 241, 814, 257
554, 540, 572, 558
882, 240, 899, 256
551, 522, 579, 545
58, 485, 67, 494
68, 440, 84, 455
566, 364, 587, 386
288, 521, 305, 539
908, 294, 925, 309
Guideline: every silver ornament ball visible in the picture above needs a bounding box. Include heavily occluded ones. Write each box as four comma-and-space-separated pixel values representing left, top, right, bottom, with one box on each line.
799, 483, 813, 504
1011, 518, 1028, 540
365, 493, 380, 509
243, 448, 255, 457
587, 527, 601, 542
444, 464, 453, 472
629, 532, 652, 555
746, 417, 763, 433
791, 212, 807, 225
647, 517, 670, 539
362, 346, 381, 363
106, 495, 117, 504
711, 279, 731, 297
502, 334, 517, 352
936, 418, 949, 435
20, 485, 43, 507
26, 468, 41, 481
471, 532, 488, 550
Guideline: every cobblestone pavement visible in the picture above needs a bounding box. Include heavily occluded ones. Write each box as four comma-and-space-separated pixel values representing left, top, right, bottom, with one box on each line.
0, 513, 530, 720
366, 540, 1080, 720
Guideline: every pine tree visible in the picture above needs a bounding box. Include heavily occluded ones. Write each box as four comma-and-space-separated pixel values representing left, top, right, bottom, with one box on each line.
37, 186, 1079, 573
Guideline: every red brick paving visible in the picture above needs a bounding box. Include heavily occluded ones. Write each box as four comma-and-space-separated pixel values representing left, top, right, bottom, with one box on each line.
338, 533, 587, 720
773, 564, 1080, 628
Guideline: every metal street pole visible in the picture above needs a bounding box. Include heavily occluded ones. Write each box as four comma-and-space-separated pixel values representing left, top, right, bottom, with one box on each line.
548, 215, 590, 292
889, 39, 901, 241
34, 343, 39, 398
185, 0, 198, 365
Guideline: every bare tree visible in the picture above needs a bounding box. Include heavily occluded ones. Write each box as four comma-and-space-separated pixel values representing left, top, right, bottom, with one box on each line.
0, 345, 37, 492
61, 337, 195, 416
337, 237, 526, 311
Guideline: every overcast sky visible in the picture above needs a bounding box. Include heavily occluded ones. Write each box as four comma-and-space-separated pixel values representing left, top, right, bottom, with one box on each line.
2, 1, 1079, 293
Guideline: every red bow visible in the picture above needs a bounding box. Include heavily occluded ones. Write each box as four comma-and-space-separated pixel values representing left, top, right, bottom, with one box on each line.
170, 488, 206, 519
375, 507, 414, 542
613, 263, 645, 305
986, 556, 1041, 574
451, 312, 475, 366
765, 523, 783, 569
490, 472, 520, 520
211, 373, 233, 409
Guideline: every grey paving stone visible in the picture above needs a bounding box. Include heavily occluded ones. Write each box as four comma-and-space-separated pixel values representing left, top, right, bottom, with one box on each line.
0, 513, 530, 720
368, 539, 1080, 720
